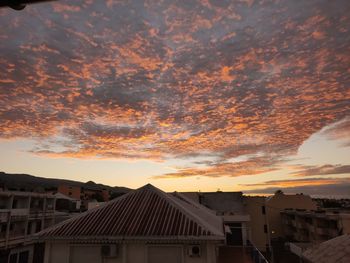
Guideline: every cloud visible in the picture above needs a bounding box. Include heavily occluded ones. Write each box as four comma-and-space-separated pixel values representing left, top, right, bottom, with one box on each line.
321, 118, 350, 147
0, 0, 350, 179
290, 164, 350, 177
243, 183, 350, 197
240, 177, 350, 187
152, 156, 281, 178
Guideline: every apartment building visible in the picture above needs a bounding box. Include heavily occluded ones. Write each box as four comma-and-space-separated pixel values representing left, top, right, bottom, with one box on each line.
281, 209, 350, 243
265, 192, 317, 240
0, 192, 56, 249
0, 191, 71, 263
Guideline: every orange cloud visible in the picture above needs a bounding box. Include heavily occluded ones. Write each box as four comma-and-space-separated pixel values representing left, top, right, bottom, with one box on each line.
0, 0, 349, 180
240, 177, 350, 188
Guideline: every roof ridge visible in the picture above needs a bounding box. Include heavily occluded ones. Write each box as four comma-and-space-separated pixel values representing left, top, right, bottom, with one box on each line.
38, 184, 224, 239
136, 185, 224, 236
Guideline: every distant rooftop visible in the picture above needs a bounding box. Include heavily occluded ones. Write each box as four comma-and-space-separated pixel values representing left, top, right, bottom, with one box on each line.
181, 191, 245, 214
281, 209, 350, 218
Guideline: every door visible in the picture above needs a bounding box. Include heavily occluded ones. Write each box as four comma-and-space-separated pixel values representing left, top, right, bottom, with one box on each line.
226, 223, 243, 246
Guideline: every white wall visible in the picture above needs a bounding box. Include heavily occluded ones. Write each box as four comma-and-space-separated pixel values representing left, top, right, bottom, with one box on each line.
44, 241, 219, 263
45, 242, 70, 263
70, 245, 102, 263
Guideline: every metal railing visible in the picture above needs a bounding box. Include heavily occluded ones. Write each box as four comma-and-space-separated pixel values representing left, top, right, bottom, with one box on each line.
247, 240, 269, 263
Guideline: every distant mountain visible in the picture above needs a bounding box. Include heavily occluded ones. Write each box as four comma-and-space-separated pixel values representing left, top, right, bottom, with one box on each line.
0, 172, 131, 194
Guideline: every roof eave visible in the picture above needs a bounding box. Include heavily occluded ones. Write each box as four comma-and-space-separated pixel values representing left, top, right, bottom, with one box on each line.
36, 235, 226, 242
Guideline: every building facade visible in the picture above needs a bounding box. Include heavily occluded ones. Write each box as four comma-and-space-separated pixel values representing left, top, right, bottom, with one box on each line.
281, 209, 350, 243
0, 192, 56, 250
265, 192, 317, 240
0, 191, 72, 263
244, 196, 270, 253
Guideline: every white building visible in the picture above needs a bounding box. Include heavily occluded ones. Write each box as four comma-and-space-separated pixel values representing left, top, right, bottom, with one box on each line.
37, 184, 226, 263
0, 191, 56, 250
0, 191, 74, 263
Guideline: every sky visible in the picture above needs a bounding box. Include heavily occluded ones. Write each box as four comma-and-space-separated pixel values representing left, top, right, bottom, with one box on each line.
0, 0, 349, 197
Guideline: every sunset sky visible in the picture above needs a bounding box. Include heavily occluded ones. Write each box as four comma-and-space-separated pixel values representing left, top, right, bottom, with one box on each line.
0, 0, 349, 197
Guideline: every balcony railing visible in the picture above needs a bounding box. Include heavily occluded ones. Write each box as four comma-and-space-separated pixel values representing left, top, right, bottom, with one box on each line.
247, 240, 269, 263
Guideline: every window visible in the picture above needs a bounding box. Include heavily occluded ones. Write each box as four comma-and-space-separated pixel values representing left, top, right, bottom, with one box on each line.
27, 222, 31, 235
69, 192, 72, 196
264, 224, 268, 233
262, 206, 266, 214
1, 224, 6, 233
9, 254, 17, 263
19, 251, 29, 263
35, 221, 42, 233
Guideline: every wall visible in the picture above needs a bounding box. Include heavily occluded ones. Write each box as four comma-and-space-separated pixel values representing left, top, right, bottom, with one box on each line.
244, 196, 269, 252
44, 242, 70, 263
45, 241, 218, 263
57, 185, 81, 200
341, 217, 350, 234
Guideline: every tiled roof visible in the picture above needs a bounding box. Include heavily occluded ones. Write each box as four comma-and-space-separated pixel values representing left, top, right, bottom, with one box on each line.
38, 184, 224, 241
303, 234, 350, 263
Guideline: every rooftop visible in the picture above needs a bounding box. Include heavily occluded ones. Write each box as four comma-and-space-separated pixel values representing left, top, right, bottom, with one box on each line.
38, 184, 225, 241
303, 234, 350, 263
281, 209, 350, 219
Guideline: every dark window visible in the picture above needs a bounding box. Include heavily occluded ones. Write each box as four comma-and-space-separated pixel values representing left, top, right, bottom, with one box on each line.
262, 206, 266, 214
33, 243, 45, 263
226, 223, 243, 246
19, 251, 29, 263
68, 192, 72, 196
27, 222, 31, 235
264, 224, 268, 233
9, 254, 17, 263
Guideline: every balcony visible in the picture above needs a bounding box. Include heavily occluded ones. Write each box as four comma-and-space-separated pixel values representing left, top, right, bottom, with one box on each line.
11, 209, 29, 216
0, 211, 9, 223
217, 242, 269, 263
